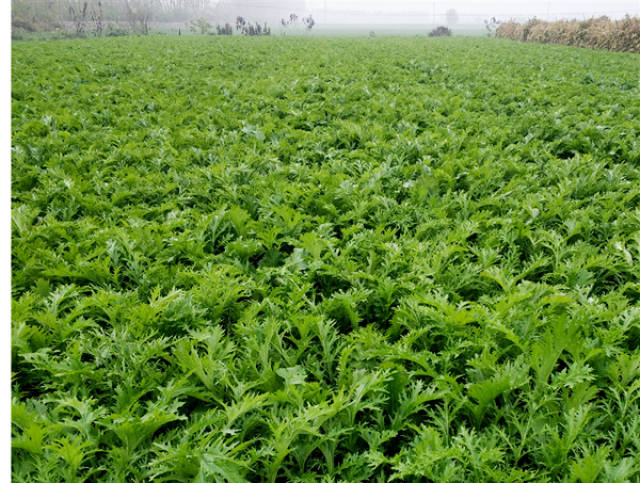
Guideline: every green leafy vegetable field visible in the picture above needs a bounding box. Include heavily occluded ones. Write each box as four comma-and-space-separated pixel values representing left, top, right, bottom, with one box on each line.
11, 36, 640, 481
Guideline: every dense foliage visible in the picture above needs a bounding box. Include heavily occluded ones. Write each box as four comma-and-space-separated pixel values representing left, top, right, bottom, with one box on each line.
12, 36, 640, 481
428, 26, 452, 37
496, 16, 640, 53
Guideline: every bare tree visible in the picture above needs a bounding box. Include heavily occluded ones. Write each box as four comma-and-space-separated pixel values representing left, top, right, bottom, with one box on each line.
484, 17, 500, 37
90, 1, 104, 36
124, 0, 153, 34
302, 15, 315, 31
68, 1, 89, 36
235, 15, 246, 32
280, 12, 298, 34
13, 0, 214, 36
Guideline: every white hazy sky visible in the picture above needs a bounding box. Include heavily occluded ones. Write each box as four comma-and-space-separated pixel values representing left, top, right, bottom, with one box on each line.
308, 0, 638, 11
305, 0, 640, 18
299, 0, 640, 24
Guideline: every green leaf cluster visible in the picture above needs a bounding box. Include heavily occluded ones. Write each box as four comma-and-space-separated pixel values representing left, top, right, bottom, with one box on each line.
12, 36, 640, 481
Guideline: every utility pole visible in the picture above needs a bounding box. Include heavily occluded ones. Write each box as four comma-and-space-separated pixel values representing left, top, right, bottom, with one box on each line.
433, 1, 435, 25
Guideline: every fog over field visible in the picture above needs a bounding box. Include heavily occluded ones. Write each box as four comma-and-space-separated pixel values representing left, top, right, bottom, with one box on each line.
214, 0, 640, 26
12, 0, 640, 28
211, 0, 640, 26
305, 0, 640, 25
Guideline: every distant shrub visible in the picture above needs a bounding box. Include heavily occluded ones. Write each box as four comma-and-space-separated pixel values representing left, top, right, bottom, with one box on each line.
190, 18, 212, 35
246, 23, 271, 36
12, 28, 27, 41
104, 24, 129, 37
49, 28, 80, 40
496, 15, 640, 53
11, 17, 65, 38
235, 16, 271, 36
280, 13, 315, 34
12, 19, 37, 33
216, 23, 233, 35
429, 26, 452, 37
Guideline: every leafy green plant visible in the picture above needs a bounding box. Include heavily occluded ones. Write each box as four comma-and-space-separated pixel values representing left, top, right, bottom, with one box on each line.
11, 35, 640, 481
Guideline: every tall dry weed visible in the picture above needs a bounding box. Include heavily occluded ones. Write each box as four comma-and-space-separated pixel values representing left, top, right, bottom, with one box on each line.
496, 15, 640, 53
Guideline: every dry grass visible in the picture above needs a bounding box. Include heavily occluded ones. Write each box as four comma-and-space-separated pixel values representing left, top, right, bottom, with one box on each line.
496, 16, 640, 53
